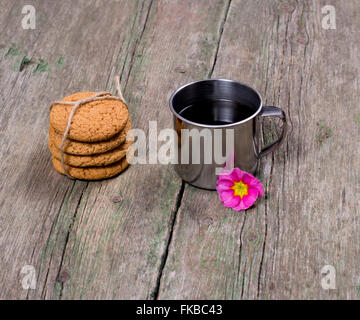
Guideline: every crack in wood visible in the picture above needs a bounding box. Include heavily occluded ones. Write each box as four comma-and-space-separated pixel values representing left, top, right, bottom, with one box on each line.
26, 185, 63, 300
4, 0, 356, 300
152, 180, 185, 300
55, 182, 88, 299
116, 0, 148, 86
39, 181, 75, 298
255, 20, 275, 298
208, 0, 232, 78
153, 0, 234, 299
236, 213, 246, 299
124, 0, 155, 93
257, 188, 268, 298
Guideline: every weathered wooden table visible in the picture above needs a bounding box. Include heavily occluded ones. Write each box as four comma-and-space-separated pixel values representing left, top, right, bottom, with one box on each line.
1, 0, 359, 300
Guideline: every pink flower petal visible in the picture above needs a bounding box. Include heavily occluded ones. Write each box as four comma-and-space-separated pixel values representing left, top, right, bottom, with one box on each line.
253, 181, 264, 197
217, 167, 264, 211
241, 173, 254, 185
219, 190, 234, 203
247, 178, 263, 197
230, 168, 244, 181
242, 188, 259, 208
232, 199, 247, 211
216, 184, 231, 192
248, 187, 259, 198
216, 179, 234, 188
224, 195, 240, 208
241, 173, 264, 197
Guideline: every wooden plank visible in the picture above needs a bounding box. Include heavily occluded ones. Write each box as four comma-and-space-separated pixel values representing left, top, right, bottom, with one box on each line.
0, 0, 232, 299
0, 0, 153, 299
50, 0, 233, 300
158, 0, 360, 299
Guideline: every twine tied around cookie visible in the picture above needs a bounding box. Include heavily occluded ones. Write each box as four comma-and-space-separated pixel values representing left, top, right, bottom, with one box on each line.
49, 76, 127, 179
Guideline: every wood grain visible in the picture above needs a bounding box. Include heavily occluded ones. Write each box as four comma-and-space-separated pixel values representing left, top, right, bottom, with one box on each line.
0, 0, 155, 300
0, 0, 231, 299
158, 0, 360, 299
1, 0, 359, 300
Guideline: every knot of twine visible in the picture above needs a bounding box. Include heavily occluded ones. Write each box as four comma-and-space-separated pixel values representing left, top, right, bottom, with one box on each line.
50, 76, 127, 179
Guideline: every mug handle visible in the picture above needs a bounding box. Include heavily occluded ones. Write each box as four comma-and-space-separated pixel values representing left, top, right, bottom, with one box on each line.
257, 106, 287, 158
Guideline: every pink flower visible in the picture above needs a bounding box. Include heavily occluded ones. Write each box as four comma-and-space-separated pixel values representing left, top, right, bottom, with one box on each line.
216, 168, 264, 211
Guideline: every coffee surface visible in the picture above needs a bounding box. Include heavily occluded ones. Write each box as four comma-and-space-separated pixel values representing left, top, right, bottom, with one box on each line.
179, 99, 254, 125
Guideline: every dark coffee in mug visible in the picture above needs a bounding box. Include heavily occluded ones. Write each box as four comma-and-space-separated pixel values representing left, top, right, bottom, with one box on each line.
169, 79, 287, 189
179, 99, 254, 125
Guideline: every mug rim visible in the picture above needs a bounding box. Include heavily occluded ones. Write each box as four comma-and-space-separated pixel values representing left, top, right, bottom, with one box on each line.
169, 78, 263, 128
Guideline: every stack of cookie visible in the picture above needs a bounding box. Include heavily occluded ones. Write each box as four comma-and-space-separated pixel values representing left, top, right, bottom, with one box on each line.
49, 92, 132, 180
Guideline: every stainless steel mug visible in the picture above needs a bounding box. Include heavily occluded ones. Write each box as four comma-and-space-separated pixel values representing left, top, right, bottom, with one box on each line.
169, 79, 287, 190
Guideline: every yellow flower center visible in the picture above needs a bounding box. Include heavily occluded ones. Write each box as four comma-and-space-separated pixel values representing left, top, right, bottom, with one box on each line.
231, 180, 249, 199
